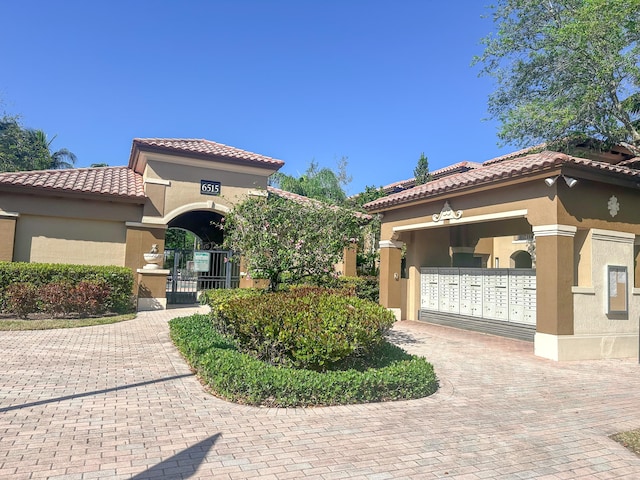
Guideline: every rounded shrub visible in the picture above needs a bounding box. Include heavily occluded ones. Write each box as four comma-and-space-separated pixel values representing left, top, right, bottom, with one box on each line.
170, 314, 438, 407
207, 288, 396, 371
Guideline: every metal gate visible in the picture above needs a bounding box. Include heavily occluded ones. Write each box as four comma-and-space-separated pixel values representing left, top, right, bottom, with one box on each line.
165, 249, 240, 304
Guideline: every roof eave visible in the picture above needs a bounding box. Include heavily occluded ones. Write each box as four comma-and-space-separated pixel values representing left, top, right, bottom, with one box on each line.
0, 183, 147, 204
130, 140, 285, 173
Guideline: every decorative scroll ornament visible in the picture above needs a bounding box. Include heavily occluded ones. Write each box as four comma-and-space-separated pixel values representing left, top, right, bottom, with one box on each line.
608, 195, 620, 218
433, 201, 463, 222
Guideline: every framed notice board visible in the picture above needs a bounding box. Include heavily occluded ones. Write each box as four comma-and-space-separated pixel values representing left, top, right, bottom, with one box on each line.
607, 265, 628, 315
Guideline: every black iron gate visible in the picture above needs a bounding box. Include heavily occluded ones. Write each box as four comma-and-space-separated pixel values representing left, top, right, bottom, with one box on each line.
165, 249, 240, 304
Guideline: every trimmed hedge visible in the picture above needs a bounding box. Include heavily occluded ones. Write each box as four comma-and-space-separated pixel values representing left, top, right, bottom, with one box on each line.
169, 314, 438, 407
304, 275, 379, 303
0, 262, 135, 314
203, 288, 395, 371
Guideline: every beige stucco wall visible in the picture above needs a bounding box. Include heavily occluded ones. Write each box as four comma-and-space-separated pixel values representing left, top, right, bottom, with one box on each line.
14, 215, 127, 266
491, 235, 531, 268
378, 179, 556, 242
573, 229, 639, 336
0, 192, 143, 224
143, 157, 269, 221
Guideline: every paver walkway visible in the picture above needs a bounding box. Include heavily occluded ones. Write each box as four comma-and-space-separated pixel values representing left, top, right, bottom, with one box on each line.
0, 306, 639, 479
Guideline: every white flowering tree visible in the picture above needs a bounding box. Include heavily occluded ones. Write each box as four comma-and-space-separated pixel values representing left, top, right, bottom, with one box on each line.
222, 193, 361, 291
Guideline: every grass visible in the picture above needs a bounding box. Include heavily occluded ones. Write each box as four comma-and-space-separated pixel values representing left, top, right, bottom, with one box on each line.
610, 429, 640, 456
0, 313, 136, 330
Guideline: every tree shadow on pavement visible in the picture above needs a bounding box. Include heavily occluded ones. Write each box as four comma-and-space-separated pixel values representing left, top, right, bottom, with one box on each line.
386, 329, 421, 345
131, 434, 221, 479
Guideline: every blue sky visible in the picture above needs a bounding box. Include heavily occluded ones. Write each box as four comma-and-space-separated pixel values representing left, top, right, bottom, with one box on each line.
1, 1, 514, 195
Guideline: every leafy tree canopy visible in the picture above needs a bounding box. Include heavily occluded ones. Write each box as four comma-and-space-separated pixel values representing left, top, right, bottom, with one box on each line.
222, 193, 361, 291
0, 115, 77, 172
270, 158, 351, 205
414, 152, 431, 185
346, 185, 386, 209
475, 0, 640, 151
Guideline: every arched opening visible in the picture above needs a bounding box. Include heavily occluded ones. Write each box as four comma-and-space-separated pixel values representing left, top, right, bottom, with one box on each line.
167, 210, 224, 249
511, 250, 532, 268
164, 210, 238, 304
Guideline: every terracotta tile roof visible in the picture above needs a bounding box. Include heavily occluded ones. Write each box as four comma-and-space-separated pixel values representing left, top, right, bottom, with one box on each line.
382, 161, 483, 193
364, 151, 640, 211
132, 138, 285, 168
0, 166, 146, 201
482, 143, 547, 166
267, 186, 372, 221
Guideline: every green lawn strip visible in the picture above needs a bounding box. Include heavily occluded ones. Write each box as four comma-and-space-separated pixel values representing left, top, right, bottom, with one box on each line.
169, 313, 439, 408
610, 429, 640, 456
0, 313, 136, 330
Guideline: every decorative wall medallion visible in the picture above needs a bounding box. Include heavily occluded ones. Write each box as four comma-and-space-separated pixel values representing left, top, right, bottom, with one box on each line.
608, 195, 620, 218
433, 201, 463, 222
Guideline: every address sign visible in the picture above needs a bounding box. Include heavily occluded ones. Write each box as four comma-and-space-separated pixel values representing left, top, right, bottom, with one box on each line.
200, 180, 221, 196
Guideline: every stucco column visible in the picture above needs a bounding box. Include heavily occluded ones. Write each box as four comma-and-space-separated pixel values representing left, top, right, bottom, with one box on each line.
532, 224, 577, 359
341, 243, 357, 277
379, 239, 403, 320
125, 222, 168, 310
0, 212, 19, 262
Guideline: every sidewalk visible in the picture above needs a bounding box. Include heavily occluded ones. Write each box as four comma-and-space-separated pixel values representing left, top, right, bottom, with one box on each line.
0, 307, 638, 479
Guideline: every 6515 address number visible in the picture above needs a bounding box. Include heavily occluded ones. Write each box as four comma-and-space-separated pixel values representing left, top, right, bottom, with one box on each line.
200, 180, 221, 196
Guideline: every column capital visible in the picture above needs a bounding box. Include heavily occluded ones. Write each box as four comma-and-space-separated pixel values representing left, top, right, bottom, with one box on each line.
379, 239, 404, 249
532, 224, 577, 238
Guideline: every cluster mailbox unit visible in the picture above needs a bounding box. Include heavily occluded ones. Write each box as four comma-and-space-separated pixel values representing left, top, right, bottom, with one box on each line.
420, 268, 537, 327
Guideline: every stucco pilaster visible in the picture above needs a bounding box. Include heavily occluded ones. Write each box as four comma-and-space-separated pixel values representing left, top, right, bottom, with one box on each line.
379, 239, 403, 318
532, 224, 577, 336
0, 212, 18, 262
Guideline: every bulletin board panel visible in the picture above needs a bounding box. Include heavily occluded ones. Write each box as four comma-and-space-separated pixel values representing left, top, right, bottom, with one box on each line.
607, 265, 628, 315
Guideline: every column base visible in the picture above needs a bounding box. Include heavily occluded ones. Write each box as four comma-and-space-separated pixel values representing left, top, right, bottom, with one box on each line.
535, 332, 639, 361
388, 308, 402, 321
136, 268, 169, 312
137, 297, 167, 311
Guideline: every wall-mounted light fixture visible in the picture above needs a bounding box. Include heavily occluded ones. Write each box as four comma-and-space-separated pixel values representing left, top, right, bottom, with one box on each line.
544, 175, 578, 188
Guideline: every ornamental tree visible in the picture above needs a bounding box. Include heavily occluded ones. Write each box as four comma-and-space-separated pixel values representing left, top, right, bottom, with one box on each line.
475, 0, 640, 151
413, 152, 431, 186
222, 192, 361, 291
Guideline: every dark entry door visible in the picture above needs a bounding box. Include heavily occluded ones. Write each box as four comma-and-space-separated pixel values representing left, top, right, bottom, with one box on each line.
165, 249, 239, 304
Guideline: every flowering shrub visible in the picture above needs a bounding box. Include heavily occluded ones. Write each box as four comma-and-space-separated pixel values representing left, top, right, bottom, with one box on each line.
222, 193, 362, 291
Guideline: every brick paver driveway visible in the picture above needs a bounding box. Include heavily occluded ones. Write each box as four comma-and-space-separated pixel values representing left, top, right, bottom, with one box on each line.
1, 307, 639, 479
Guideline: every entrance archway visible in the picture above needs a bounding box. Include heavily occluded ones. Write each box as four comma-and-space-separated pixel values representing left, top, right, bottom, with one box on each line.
168, 210, 224, 249
164, 210, 238, 304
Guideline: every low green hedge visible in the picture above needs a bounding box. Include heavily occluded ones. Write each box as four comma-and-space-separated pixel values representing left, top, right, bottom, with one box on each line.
0, 262, 135, 314
169, 314, 438, 407
303, 275, 379, 302
203, 288, 395, 371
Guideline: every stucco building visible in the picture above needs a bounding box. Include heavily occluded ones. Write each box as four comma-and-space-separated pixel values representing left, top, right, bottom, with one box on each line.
0, 138, 286, 309
365, 146, 640, 361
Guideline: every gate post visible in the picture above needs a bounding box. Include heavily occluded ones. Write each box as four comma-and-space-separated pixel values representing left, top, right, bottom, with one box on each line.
137, 268, 170, 310
379, 239, 403, 320
225, 251, 232, 288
